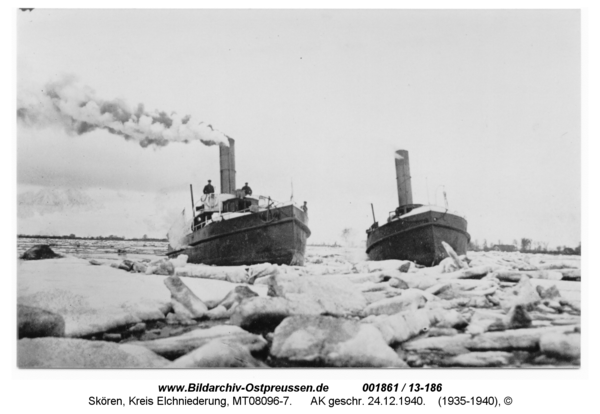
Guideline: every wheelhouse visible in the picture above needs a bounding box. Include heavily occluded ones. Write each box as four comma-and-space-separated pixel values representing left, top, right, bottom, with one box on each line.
191, 194, 273, 231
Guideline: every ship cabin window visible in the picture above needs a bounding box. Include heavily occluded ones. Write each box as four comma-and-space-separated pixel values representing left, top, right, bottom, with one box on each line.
194, 211, 213, 228
222, 198, 257, 213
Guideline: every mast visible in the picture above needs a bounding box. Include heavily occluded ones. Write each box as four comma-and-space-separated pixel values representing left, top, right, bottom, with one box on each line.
190, 184, 195, 217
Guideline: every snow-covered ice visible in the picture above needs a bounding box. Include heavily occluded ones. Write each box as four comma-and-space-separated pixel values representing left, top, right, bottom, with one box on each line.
16, 239, 581, 368
18, 256, 267, 337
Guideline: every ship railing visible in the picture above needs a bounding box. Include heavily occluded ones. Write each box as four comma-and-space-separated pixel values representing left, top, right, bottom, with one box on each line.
191, 216, 211, 232
192, 209, 256, 231
252, 195, 302, 211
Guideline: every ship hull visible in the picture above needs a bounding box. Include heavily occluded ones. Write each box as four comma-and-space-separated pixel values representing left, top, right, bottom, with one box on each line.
167, 204, 310, 266
366, 210, 469, 266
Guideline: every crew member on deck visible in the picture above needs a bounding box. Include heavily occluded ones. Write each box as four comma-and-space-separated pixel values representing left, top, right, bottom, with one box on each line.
242, 182, 252, 196
203, 180, 215, 195
302, 201, 308, 213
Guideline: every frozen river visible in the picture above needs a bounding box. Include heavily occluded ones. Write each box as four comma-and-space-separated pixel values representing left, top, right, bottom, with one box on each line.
17, 238, 581, 368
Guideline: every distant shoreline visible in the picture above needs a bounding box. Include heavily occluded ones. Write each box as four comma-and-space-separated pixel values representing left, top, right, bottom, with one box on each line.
17, 235, 168, 242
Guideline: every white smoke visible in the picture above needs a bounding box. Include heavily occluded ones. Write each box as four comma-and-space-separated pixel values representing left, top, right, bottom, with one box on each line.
17, 75, 230, 148
167, 209, 192, 250
339, 227, 366, 247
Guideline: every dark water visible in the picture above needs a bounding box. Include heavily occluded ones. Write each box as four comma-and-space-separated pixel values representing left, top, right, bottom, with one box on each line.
17, 237, 169, 259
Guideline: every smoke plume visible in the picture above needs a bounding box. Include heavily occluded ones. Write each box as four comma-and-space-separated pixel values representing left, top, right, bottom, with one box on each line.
17, 75, 229, 147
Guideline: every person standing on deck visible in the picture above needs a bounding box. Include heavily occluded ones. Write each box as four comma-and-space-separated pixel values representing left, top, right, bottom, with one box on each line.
242, 182, 253, 196
302, 201, 308, 213
203, 180, 215, 195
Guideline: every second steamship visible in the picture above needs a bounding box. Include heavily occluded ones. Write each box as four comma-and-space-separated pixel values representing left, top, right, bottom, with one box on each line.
366, 150, 470, 266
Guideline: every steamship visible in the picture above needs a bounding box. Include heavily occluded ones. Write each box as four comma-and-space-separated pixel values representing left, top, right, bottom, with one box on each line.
166, 138, 311, 266
366, 150, 470, 266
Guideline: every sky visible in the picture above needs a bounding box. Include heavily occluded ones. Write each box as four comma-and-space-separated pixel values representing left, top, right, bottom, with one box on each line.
16, 9, 581, 248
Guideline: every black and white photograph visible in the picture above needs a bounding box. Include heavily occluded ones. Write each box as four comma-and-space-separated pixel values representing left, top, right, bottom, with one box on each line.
14, 6, 583, 374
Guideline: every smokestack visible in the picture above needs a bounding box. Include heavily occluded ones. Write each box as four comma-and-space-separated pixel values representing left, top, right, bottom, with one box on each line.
219, 137, 236, 194
395, 149, 413, 207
